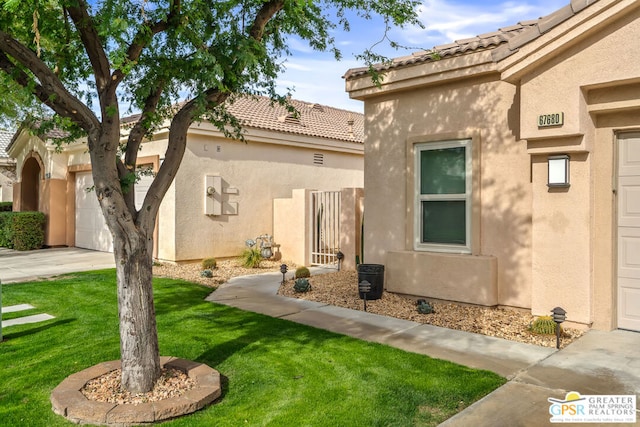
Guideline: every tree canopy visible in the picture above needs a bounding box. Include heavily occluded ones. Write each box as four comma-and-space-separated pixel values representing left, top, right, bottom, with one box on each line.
0, 0, 421, 394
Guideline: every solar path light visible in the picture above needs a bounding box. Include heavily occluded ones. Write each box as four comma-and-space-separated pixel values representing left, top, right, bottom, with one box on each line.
359, 280, 371, 312
336, 251, 344, 271
280, 264, 288, 285
551, 307, 567, 349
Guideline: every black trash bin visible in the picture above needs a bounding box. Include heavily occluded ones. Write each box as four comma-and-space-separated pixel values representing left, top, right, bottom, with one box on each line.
357, 264, 384, 300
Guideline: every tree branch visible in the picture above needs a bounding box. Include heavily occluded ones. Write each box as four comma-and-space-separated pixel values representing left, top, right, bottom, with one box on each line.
0, 35, 99, 132
248, 0, 285, 41
125, 81, 166, 168
64, 1, 111, 94
111, 0, 182, 86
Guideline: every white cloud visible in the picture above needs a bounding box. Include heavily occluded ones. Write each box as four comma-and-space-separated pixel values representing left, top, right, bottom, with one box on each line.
397, 0, 567, 48
274, 0, 569, 112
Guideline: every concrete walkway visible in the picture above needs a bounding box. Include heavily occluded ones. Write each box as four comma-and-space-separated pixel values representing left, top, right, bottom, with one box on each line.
0, 246, 115, 284
209, 268, 640, 427
1, 248, 638, 425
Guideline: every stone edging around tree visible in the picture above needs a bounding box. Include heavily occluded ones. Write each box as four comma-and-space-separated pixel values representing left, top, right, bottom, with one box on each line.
51, 357, 221, 426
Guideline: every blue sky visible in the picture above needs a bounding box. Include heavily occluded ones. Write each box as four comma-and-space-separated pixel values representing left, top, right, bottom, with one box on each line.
276, 0, 568, 112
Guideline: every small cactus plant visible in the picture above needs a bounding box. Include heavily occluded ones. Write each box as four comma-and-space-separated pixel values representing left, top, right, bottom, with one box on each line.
201, 257, 217, 269
529, 315, 559, 335
200, 269, 214, 278
416, 299, 435, 314
295, 266, 311, 278
293, 278, 312, 293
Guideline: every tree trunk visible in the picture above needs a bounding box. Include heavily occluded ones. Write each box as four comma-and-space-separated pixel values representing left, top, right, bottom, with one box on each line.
114, 229, 160, 393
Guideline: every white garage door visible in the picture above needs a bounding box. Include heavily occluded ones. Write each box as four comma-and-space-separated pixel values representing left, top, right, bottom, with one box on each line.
135, 172, 154, 211
75, 171, 113, 252
75, 170, 155, 253
618, 132, 640, 332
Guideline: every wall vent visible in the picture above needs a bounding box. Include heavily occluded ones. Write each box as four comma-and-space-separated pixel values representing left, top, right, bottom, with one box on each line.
313, 153, 324, 165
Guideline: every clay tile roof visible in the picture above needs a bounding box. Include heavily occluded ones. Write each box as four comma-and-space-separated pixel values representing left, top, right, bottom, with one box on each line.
122, 96, 364, 144
344, 0, 598, 80
223, 96, 363, 144
344, 20, 537, 79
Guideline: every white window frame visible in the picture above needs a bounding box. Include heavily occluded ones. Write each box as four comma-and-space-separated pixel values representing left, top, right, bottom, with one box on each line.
414, 139, 472, 254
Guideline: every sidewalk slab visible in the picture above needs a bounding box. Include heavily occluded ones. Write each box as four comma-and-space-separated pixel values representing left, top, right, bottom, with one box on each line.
282, 304, 422, 341
207, 292, 328, 318
2, 313, 55, 328
2, 304, 35, 313
282, 304, 554, 378
441, 382, 567, 427
381, 323, 555, 378
514, 330, 640, 395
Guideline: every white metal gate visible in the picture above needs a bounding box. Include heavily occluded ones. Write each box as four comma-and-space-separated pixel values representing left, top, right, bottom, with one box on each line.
311, 191, 341, 266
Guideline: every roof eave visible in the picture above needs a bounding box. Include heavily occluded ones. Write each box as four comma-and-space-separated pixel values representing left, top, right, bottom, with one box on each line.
187, 123, 363, 154
498, 0, 634, 82
346, 51, 500, 100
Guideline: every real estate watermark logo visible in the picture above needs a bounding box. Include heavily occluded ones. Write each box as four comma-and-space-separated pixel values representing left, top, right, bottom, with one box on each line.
548, 391, 637, 423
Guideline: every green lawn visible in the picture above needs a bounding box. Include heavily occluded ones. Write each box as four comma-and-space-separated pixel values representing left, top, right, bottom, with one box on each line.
0, 270, 505, 426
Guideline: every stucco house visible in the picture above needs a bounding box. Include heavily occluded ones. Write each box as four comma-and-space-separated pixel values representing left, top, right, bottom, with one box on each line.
0, 130, 16, 202
345, 0, 640, 332
7, 96, 364, 263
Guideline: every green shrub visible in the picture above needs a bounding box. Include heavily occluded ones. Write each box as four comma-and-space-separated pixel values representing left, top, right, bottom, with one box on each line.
201, 257, 217, 269
0, 212, 15, 247
200, 269, 214, 278
11, 212, 45, 251
293, 278, 311, 293
241, 248, 262, 268
0, 201, 12, 212
529, 315, 559, 335
295, 266, 311, 278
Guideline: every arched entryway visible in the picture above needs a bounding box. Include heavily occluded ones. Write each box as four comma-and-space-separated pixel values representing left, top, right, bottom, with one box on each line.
20, 154, 43, 211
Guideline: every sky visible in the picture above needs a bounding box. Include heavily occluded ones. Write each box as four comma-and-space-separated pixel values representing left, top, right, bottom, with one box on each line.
276, 0, 569, 112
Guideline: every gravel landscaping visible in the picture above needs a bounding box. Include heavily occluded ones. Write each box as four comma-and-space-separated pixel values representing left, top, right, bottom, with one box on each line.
154, 260, 584, 349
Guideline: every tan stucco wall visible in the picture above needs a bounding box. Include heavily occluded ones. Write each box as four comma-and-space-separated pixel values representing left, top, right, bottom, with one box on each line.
138, 131, 363, 262
530, 153, 592, 324
516, 5, 640, 327
174, 137, 362, 261
361, 76, 532, 308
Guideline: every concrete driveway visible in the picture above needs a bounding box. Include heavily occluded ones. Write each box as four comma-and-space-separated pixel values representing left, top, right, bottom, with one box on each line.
0, 247, 115, 284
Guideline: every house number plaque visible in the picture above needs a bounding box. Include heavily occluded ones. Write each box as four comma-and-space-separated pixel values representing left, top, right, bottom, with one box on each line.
537, 112, 564, 128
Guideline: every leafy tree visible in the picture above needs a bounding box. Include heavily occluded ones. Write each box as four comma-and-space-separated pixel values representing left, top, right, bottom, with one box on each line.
0, 0, 420, 393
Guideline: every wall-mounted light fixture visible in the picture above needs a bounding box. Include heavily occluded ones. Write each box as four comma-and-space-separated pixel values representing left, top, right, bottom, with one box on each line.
547, 155, 570, 188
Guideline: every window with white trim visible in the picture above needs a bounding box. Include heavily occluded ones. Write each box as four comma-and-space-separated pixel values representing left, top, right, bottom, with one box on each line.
415, 139, 472, 253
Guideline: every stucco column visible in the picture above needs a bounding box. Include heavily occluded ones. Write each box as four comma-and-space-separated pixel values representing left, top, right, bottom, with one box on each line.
41, 179, 67, 246
12, 182, 21, 211
339, 187, 364, 271
273, 189, 313, 266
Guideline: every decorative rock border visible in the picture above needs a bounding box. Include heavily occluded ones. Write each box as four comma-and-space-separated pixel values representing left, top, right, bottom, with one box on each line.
51, 357, 221, 426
